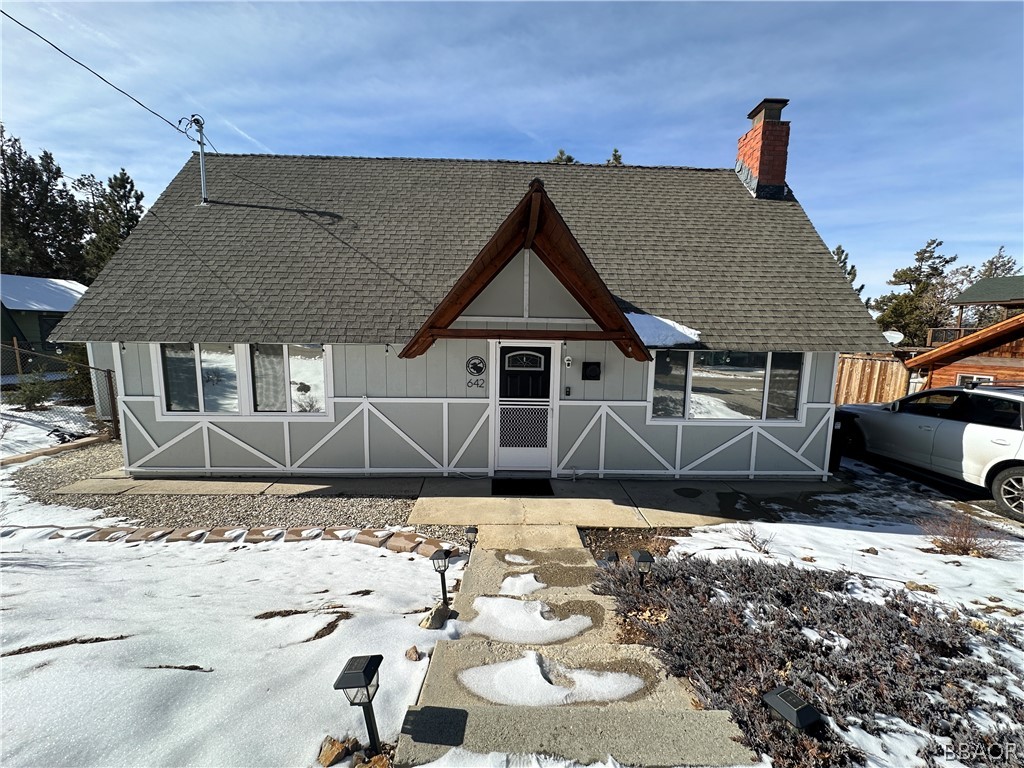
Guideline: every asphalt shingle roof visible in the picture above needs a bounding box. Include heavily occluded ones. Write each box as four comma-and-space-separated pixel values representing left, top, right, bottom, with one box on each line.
54, 154, 888, 352
951, 276, 1024, 306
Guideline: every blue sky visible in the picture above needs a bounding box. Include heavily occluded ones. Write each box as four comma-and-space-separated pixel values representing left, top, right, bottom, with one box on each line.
2, 1, 1021, 300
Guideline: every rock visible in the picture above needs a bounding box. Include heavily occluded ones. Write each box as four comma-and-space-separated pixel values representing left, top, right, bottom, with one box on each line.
387, 531, 426, 553
405, 645, 421, 661
418, 601, 451, 630
860, 547, 878, 555
905, 580, 937, 593
354, 529, 394, 548
366, 754, 390, 768
317, 736, 350, 767
416, 538, 459, 558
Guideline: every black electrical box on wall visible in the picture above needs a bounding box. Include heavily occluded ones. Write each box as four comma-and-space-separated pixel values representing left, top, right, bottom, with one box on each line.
582, 362, 601, 381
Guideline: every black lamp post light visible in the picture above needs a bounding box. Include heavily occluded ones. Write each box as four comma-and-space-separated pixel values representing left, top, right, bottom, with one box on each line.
430, 548, 451, 606
334, 654, 384, 756
630, 549, 654, 588
465, 526, 478, 555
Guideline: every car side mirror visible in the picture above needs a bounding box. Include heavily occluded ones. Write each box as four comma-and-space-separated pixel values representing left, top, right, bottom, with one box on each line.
888, 402, 900, 413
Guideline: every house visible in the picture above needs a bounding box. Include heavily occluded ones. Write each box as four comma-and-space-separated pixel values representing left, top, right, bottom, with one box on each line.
908, 313, 1024, 389
2, 274, 87, 382
52, 98, 887, 479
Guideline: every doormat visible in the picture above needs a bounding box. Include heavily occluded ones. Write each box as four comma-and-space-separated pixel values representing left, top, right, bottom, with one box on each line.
491, 478, 554, 497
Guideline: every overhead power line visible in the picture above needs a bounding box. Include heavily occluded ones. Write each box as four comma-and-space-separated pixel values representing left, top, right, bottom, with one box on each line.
2, 9, 189, 139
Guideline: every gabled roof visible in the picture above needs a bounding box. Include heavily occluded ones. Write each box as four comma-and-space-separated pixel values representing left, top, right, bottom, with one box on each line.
53, 154, 888, 352
906, 313, 1024, 369
0, 275, 87, 313
402, 178, 650, 361
951, 276, 1024, 307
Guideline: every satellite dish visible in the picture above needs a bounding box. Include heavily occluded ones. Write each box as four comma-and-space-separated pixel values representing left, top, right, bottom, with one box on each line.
883, 330, 905, 345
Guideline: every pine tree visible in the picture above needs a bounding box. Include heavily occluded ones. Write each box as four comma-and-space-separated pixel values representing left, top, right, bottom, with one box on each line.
605, 148, 623, 166
831, 244, 864, 298
549, 148, 579, 164
871, 239, 958, 346
79, 169, 145, 283
964, 246, 1022, 328
1, 124, 88, 280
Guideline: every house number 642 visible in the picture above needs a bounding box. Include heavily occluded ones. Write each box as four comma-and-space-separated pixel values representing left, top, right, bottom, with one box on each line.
467, 378, 486, 388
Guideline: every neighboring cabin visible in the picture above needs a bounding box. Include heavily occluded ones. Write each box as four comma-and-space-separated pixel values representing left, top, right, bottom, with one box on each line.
908, 277, 1024, 390
2, 274, 87, 352
53, 99, 887, 479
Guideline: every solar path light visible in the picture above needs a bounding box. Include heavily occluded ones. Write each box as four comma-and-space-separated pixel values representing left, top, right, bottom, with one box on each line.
762, 685, 822, 731
333, 654, 383, 756
630, 549, 654, 588
465, 526, 478, 556
430, 548, 451, 606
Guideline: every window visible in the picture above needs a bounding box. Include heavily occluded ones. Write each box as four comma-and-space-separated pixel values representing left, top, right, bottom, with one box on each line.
898, 392, 961, 418
961, 394, 1022, 430
159, 343, 325, 415
651, 350, 805, 422
956, 374, 994, 386
505, 351, 545, 371
251, 343, 326, 413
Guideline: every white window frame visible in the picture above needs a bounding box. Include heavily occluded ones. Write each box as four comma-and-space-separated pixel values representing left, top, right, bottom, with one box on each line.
956, 373, 994, 386
152, 342, 333, 420
645, 350, 810, 425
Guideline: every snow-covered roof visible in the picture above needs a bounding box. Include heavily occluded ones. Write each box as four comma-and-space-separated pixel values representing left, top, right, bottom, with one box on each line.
0, 275, 87, 313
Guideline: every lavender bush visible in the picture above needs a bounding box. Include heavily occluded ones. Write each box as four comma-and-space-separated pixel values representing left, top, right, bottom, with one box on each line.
593, 557, 1023, 767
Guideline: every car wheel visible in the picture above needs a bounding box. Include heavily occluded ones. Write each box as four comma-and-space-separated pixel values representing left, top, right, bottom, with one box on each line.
991, 467, 1024, 518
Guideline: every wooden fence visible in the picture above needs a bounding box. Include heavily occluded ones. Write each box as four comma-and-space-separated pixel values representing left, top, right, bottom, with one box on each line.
834, 353, 911, 405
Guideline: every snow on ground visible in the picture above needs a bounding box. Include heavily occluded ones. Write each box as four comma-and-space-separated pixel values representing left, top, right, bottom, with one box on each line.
0, 403, 95, 458
0, 462, 124, 528
499, 573, 546, 596
0, 499, 458, 767
419, 750, 626, 768
624, 313, 700, 346
458, 651, 644, 706
454, 597, 592, 644
504, 553, 534, 565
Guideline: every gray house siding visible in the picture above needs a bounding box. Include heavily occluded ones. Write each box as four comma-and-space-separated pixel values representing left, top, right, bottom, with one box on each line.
115, 338, 838, 478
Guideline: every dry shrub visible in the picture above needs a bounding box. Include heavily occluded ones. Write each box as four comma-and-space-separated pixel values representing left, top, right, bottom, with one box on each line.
593, 557, 1024, 768
920, 514, 1013, 559
734, 524, 776, 555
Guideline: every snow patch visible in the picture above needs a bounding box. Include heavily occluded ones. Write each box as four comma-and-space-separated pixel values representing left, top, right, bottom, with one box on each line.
625, 312, 700, 347
499, 573, 546, 596
458, 651, 644, 706
457, 597, 592, 643
504, 554, 534, 565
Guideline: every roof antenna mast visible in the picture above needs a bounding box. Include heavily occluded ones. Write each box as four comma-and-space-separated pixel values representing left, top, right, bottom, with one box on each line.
191, 114, 209, 205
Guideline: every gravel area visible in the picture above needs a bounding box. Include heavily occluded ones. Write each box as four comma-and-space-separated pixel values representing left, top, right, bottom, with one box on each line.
4, 441, 467, 545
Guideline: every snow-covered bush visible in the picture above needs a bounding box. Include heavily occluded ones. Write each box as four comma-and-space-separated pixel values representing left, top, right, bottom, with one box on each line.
594, 557, 1024, 767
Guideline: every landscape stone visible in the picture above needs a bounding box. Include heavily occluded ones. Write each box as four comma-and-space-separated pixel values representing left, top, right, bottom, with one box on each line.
245, 527, 284, 544
405, 645, 421, 661
124, 528, 172, 543
354, 529, 393, 548
87, 527, 135, 542
416, 538, 459, 558
386, 531, 425, 553
418, 602, 451, 630
317, 735, 349, 767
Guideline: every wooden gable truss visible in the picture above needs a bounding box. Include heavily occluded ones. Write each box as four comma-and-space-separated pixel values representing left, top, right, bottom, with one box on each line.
400, 178, 651, 362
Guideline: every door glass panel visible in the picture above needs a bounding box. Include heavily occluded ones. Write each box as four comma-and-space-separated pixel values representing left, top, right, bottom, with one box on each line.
962, 395, 1022, 430
766, 353, 803, 420
900, 392, 960, 417
653, 350, 687, 419
199, 343, 239, 413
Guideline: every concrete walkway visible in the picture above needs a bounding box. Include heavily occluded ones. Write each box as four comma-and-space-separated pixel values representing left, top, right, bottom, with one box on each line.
55, 470, 856, 530
395, 526, 756, 767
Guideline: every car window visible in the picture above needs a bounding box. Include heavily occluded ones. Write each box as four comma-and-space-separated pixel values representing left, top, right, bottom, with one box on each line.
959, 394, 1023, 430
899, 392, 963, 418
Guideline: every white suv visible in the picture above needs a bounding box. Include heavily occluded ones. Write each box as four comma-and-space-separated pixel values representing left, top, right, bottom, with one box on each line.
838, 386, 1024, 517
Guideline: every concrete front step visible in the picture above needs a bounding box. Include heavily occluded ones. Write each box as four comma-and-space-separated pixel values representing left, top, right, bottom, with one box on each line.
419, 639, 699, 713
395, 704, 755, 767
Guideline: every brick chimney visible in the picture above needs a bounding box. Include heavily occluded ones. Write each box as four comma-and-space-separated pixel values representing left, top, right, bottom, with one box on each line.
735, 98, 791, 200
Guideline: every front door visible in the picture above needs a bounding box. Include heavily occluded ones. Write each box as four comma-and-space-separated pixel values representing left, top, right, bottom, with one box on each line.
495, 346, 553, 470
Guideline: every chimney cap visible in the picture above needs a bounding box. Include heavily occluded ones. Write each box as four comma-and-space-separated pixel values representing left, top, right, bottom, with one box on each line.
747, 98, 790, 121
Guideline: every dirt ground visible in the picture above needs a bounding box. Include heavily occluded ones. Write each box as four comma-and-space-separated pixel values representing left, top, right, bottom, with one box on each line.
580, 526, 692, 560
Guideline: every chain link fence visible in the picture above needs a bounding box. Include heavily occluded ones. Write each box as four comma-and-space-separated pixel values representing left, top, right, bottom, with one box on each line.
1, 342, 119, 456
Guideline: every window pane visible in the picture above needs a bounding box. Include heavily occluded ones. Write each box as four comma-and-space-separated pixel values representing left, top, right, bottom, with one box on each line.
251, 344, 287, 412
161, 343, 199, 412
689, 351, 766, 420
199, 344, 239, 413
962, 395, 1022, 430
766, 353, 803, 420
900, 392, 960, 417
652, 350, 687, 419
288, 344, 325, 413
